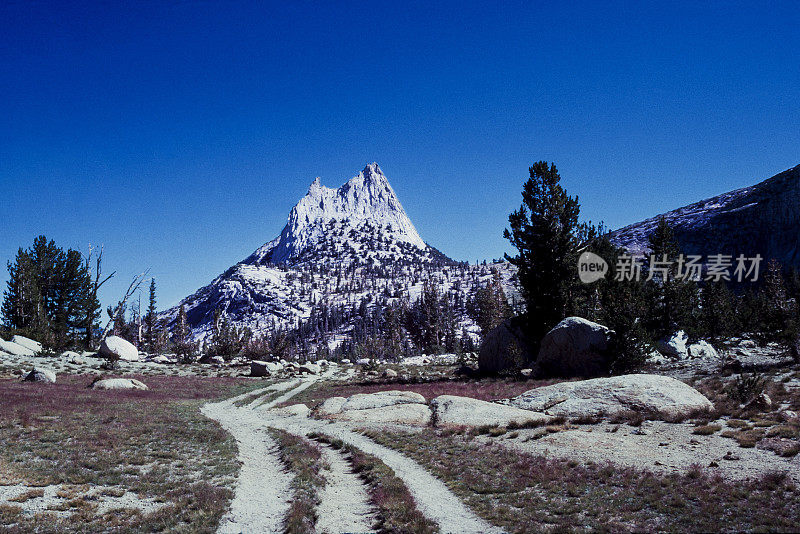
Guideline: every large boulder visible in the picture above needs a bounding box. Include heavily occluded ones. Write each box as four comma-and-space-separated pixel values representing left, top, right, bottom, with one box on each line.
0, 339, 36, 357
12, 336, 42, 353
507, 374, 713, 420
431, 395, 551, 428
61, 351, 85, 365
536, 317, 613, 377
656, 331, 689, 359
22, 367, 56, 383
99, 336, 140, 362
688, 340, 718, 360
478, 316, 535, 373
91, 378, 148, 391
251, 360, 274, 377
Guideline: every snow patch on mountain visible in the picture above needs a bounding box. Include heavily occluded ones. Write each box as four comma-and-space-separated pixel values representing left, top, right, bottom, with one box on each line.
246, 163, 426, 265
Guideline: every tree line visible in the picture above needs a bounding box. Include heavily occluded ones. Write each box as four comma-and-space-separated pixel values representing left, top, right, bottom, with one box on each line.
504, 161, 800, 372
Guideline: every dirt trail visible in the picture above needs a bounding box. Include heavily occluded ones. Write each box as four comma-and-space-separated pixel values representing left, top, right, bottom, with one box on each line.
204, 370, 500, 534
202, 394, 293, 534
316, 443, 378, 534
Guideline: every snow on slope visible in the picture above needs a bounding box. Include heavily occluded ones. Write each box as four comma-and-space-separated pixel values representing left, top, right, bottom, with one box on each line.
161, 163, 518, 342
245, 163, 426, 265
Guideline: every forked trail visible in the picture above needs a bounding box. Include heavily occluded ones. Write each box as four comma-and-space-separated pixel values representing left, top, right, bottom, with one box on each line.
202, 370, 501, 534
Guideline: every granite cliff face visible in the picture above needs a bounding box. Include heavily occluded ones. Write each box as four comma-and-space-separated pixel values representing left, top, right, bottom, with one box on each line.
610, 165, 800, 267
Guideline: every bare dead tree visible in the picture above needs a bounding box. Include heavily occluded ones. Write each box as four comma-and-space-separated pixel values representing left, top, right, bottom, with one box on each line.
84, 244, 116, 348
98, 268, 150, 346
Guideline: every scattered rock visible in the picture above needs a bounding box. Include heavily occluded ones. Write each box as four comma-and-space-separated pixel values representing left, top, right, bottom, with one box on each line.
382, 368, 398, 379
341, 359, 351, 364
656, 331, 689, 359
431, 395, 551, 428
744, 392, 772, 411
11, 335, 42, 353
22, 367, 56, 383
299, 363, 321, 375
0, 339, 36, 357
355, 358, 371, 365
688, 340, 718, 360
91, 378, 149, 391
99, 336, 140, 362
150, 355, 171, 364
507, 374, 714, 420
723, 451, 740, 461
519, 368, 534, 378
536, 317, 613, 377
210, 356, 226, 365
780, 410, 799, 422
478, 316, 534, 373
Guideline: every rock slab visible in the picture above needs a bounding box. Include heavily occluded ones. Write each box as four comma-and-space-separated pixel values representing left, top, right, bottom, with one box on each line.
23, 368, 56, 383
432, 395, 551, 428
11, 336, 42, 353
92, 378, 149, 391
508, 374, 713, 420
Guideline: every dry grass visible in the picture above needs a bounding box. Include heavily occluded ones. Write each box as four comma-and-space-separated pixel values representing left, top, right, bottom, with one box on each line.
270, 429, 328, 534
693, 374, 800, 453
692, 424, 722, 436
365, 428, 800, 533
309, 433, 438, 534
0, 374, 263, 533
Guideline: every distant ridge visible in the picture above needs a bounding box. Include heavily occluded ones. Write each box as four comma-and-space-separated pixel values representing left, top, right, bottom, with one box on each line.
610, 164, 800, 268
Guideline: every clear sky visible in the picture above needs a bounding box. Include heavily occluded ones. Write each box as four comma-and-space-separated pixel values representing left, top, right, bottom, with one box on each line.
2, 1, 799, 313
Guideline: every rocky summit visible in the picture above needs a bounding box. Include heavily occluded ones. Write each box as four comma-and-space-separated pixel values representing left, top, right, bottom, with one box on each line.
610, 164, 800, 267
162, 163, 516, 341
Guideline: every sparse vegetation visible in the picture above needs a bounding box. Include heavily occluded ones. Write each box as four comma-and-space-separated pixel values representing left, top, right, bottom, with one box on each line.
367, 428, 800, 532
270, 429, 327, 534
0, 375, 263, 532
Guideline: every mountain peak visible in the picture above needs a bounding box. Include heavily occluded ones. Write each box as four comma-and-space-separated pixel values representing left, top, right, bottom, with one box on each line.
250, 164, 427, 265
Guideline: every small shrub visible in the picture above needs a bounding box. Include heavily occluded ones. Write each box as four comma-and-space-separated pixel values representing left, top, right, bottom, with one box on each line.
692, 424, 722, 436
727, 373, 766, 404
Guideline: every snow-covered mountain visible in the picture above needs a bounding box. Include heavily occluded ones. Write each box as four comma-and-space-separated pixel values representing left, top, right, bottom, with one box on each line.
246, 163, 428, 266
163, 163, 517, 344
610, 164, 800, 267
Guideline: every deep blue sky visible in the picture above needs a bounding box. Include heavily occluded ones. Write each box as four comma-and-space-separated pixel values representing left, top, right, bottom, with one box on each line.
2, 1, 799, 312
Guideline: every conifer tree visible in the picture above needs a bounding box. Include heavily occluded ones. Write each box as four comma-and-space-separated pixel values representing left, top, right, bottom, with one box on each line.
643, 217, 698, 339
504, 162, 596, 347
144, 278, 158, 354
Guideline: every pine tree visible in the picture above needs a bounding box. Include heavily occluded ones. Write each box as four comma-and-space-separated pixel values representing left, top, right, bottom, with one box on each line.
643, 217, 699, 339
143, 278, 158, 354
472, 271, 510, 337
753, 260, 799, 360
2, 236, 97, 350
504, 162, 597, 348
